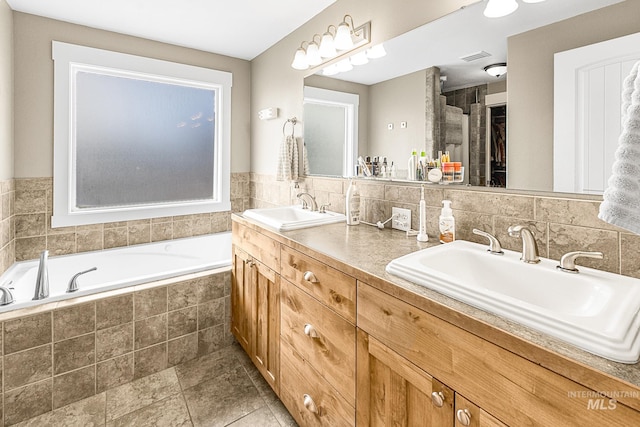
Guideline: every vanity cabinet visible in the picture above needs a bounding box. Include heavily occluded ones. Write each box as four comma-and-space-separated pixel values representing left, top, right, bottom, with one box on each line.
231, 222, 281, 393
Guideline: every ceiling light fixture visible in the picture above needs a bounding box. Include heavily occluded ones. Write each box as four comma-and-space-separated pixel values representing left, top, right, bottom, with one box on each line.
484, 63, 507, 77
291, 14, 371, 71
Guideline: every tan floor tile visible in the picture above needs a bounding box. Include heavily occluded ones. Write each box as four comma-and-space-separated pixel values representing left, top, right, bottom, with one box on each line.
13, 392, 106, 427
106, 393, 191, 427
227, 405, 281, 427
174, 345, 241, 390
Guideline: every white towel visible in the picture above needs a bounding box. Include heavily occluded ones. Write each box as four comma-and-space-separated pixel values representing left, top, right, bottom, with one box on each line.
276, 135, 299, 181
302, 142, 310, 176
598, 60, 640, 234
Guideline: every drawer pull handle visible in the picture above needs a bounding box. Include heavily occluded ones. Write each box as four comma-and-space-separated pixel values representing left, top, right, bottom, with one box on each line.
303, 394, 318, 414
246, 259, 254, 267
431, 391, 444, 407
456, 409, 471, 426
303, 271, 319, 283
304, 323, 319, 338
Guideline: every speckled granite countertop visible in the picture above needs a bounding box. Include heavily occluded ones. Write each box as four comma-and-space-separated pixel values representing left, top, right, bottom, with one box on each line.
233, 214, 640, 397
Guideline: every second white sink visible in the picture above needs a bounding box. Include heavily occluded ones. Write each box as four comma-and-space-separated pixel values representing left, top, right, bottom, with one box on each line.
243, 205, 346, 231
386, 240, 640, 363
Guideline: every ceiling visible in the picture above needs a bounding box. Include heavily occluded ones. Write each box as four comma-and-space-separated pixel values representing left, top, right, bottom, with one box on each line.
324, 0, 624, 89
6, 0, 337, 60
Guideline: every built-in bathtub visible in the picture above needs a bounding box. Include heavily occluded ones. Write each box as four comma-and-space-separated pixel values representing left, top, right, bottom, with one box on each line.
0, 232, 232, 313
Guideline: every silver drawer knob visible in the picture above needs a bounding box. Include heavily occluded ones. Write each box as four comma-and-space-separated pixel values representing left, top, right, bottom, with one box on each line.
303, 394, 318, 414
303, 271, 319, 283
456, 409, 471, 426
304, 323, 319, 338
431, 391, 444, 407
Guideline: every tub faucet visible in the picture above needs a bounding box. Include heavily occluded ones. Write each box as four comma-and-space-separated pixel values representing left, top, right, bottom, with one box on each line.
67, 267, 98, 293
297, 192, 318, 211
507, 225, 540, 264
33, 250, 50, 300
0, 281, 14, 306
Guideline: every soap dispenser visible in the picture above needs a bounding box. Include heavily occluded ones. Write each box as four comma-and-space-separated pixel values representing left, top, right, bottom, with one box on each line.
345, 179, 360, 225
439, 200, 455, 243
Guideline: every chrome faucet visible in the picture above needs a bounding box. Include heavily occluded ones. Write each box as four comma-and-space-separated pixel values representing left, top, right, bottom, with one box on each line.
507, 225, 540, 264
472, 229, 504, 255
556, 251, 603, 273
33, 250, 50, 300
297, 192, 318, 211
67, 267, 98, 293
0, 281, 14, 305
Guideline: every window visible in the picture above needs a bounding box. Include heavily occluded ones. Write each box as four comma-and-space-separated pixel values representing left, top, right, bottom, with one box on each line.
52, 41, 231, 227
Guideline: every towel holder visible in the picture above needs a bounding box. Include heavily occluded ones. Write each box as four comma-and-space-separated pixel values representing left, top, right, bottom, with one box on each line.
283, 117, 299, 137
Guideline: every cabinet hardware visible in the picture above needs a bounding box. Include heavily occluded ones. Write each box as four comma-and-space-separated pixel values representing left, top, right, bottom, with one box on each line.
303, 393, 319, 414
431, 391, 445, 407
304, 323, 319, 338
245, 259, 254, 267
303, 271, 319, 283
456, 408, 471, 426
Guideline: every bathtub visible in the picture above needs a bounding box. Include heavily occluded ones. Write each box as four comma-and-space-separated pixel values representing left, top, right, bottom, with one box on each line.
0, 232, 232, 313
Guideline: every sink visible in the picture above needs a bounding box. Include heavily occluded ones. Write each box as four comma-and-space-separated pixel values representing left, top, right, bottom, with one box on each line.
243, 206, 346, 231
386, 240, 640, 363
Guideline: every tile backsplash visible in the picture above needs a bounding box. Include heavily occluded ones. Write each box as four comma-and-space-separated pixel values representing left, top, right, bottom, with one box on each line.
0, 179, 15, 275
250, 173, 640, 279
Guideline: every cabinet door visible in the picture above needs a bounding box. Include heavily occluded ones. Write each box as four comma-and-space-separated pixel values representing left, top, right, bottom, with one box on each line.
252, 260, 280, 394
231, 245, 252, 354
454, 394, 507, 427
357, 329, 454, 426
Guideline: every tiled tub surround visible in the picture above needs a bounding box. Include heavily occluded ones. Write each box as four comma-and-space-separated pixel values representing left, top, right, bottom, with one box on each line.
12, 173, 250, 262
250, 173, 640, 279
0, 268, 233, 426
0, 179, 15, 275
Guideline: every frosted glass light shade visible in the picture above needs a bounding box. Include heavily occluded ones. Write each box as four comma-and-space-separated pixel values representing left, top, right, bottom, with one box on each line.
336, 58, 353, 72
484, 63, 507, 77
483, 0, 518, 18
350, 51, 369, 66
366, 43, 386, 59
322, 64, 339, 76
334, 22, 354, 50
319, 33, 337, 58
291, 48, 309, 70
522, 0, 546, 3
306, 42, 322, 66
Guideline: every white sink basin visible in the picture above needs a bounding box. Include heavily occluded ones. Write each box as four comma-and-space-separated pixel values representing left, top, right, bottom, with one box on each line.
243, 206, 346, 231
386, 240, 640, 363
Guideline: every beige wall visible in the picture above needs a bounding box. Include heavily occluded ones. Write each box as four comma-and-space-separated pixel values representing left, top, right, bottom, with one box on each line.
13, 12, 252, 178
508, 0, 640, 192
0, 0, 13, 180
250, 0, 474, 175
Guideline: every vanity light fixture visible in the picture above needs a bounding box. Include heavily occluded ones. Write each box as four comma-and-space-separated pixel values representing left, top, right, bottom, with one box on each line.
291, 14, 371, 71
366, 43, 386, 59
484, 62, 507, 77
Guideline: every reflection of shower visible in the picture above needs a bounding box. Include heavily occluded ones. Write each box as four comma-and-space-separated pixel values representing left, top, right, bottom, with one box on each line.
439, 75, 447, 93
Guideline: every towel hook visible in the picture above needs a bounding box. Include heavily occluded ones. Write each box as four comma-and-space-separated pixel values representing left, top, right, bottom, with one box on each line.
282, 117, 298, 137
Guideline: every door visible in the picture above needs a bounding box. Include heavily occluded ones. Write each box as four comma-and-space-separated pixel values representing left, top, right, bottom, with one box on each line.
252, 260, 280, 394
231, 245, 252, 353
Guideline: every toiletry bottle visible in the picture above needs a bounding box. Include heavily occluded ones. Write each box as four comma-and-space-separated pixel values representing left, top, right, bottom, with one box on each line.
439, 200, 455, 243
417, 185, 428, 242
408, 150, 418, 180
345, 179, 361, 225
389, 161, 396, 178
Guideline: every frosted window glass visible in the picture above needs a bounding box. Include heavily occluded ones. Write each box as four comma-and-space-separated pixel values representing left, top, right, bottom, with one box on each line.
75, 71, 216, 208
303, 103, 345, 176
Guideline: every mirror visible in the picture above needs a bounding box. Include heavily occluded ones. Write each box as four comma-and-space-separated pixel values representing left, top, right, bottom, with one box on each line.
303, 0, 635, 194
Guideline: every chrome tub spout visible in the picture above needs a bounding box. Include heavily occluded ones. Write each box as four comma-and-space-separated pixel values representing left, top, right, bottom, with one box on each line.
33, 250, 50, 300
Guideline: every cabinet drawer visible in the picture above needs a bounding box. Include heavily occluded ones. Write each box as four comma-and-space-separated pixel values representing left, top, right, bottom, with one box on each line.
281, 245, 356, 323
358, 283, 640, 426
281, 279, 356, 406
232, 221, 280, 271
280, 341, 355, 427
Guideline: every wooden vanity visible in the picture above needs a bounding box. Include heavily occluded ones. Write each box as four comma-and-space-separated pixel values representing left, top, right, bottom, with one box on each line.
231, 215, 640, 426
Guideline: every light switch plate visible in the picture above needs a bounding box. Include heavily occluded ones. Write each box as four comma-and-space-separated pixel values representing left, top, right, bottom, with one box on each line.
392, 207, 411, 231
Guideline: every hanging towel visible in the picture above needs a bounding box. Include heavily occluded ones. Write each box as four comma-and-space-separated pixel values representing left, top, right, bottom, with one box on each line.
598, 60, 640, 234
276, 135, 299, 181
302, 142, 310, 176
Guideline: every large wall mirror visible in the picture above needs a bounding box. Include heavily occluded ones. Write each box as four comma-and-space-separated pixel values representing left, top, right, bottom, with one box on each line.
303, 0, 640, 195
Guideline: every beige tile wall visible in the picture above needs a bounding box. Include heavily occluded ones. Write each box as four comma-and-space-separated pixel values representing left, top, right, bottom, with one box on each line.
251, 173, 640, 279
0, 270, 232, 426
0, 179, 15, 275
11, 173, 250, 263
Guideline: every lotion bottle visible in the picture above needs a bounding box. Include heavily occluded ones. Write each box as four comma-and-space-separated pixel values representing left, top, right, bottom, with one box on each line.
408, 150, 418, 180
417, 185, 428, 242
439, 200, 455, 243
345, 179, 360, 225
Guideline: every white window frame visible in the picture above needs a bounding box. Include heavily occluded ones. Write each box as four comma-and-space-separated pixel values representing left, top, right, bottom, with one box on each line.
52, 41, 232, 228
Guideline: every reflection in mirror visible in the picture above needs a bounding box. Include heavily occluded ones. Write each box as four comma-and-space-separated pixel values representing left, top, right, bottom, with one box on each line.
303, 0, 634, 195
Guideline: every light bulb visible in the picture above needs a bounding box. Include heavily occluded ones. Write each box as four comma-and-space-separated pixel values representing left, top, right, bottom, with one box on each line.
483, 0, 518, 18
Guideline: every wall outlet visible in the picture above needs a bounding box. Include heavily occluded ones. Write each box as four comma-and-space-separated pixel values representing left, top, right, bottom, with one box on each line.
391, 207, 411, 231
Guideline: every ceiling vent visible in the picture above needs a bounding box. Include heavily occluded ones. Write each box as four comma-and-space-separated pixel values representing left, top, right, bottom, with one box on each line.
459, 51, 492, 62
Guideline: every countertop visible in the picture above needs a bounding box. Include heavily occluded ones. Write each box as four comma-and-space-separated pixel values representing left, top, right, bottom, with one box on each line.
232, 214, 640, 403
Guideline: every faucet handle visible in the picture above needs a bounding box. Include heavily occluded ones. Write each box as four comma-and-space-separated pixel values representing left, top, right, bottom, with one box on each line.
556, 251, 603, 273
319, 203, 331, 213
472, 229, 504, 255
0, 286, 14, 306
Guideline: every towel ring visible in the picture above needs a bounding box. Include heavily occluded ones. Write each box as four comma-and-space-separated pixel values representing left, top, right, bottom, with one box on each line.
283, 117, 298, 137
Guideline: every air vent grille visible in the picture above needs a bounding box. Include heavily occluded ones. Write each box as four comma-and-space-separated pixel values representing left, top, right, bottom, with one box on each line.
459, 51, 491, 62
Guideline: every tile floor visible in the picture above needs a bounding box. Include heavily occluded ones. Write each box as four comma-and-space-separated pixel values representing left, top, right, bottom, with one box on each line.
12, 342, 298, 427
